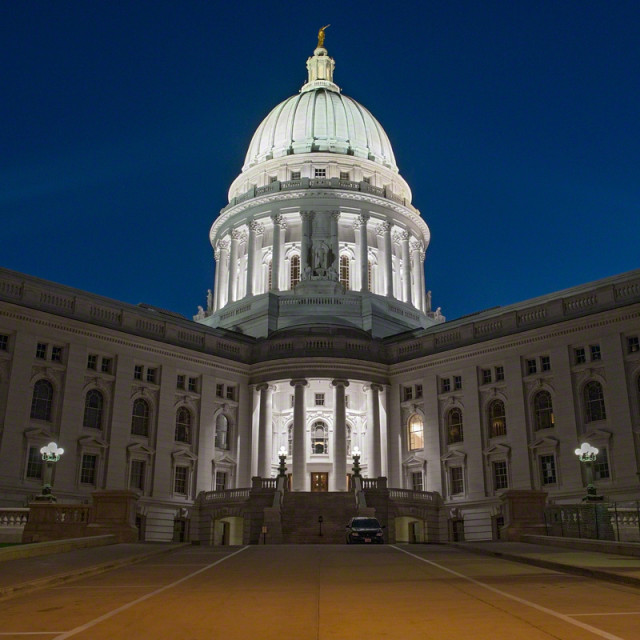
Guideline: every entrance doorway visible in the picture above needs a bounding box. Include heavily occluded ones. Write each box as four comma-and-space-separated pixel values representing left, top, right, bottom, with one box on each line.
310, 472, 328, 492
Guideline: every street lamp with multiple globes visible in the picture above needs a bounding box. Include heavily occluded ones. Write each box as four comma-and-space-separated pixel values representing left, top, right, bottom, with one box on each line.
574, 442, 601, 501
37, 442, 64, 502
277, 446, 287, 478
351, 446, 362, 478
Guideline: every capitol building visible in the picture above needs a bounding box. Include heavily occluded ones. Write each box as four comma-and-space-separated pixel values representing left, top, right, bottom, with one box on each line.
1, 36, 639, 544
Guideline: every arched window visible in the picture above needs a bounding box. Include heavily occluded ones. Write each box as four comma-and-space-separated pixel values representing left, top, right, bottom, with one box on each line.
290, 254, 300, 288
83, 390, 104, 430
175, 407, 192, 443
311, 421, 328, 454
346, 424, 352, 456
287, 423, 293, 455
215, 414, 229, 450
340, 255, 350, 289
267, 259, 272, 290
447, 408, 464, 444
408, 414, 424, 450
533, 391, 554, 431
488, 400, 506, 437
30, 379, 53, 421
584, 381, 606, 422
131, 399, 150, 436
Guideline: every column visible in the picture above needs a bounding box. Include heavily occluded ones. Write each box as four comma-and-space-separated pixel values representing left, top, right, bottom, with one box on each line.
330, 211, 340, 276
290, 379, 308, 490
270, 214, 285, 291
376, 221, 393, 297
246, 221, 259, 297
256, 383, 273, 477
356, 214, 369, 292
216, 239, 230, 309
419, 248, 427, 312
368, 383, 383, 478
400, 231, 412, 304
410, 239, 422, 312
212, 248, 220, 312
300, 211, 314, 278
331, 379, 350, 491
227, 229, 241, 304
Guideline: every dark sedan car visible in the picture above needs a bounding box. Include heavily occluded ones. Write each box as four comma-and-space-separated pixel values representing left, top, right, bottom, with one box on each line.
345, 517, 384, 544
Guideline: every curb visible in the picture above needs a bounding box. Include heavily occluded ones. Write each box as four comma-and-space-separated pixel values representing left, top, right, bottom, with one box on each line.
0, 543, 190, 602
449, 542, 640, 589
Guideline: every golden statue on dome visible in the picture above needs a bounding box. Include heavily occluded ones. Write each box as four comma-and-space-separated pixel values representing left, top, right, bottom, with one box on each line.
317, 24, 330, 48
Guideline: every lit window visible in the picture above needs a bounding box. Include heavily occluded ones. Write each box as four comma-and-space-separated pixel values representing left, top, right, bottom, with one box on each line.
35, 343, 47, 359
408, 414, 424, 450
481, 369, 492, 385
215, 471, 227, 492
174, 466, 189, 495
314, 168, 326, 178
453, 375, 462, 390
131, 399, 150, 437
533, 390, 554, 430
175, 407, 192, 443
441, 378, 451, 393
30, 379, 53, 421
51, 346, 63, 362
311, 421, 328, 454
215, 414, 229, 450
177, 375, 185, 389
540, 455, 556, 485
488, 400, 506, 437
594, 448, 610, 480
493, 461, 508, 490
146, 368, 157, 384
0, 334, 8, 351
315, 393, 325, 406
628, 336, 639, 353
541, 356, 551, 372
526, 359, 537, 375
340, 255, 350, 289
590, 344, 601, 361
101, 357, 112, 374
447, 408, 464, 444
450, 467, 464, 495
574, 348, 586, 364
26, 447, 43, 479
411, 472, 423, 492
130, 460, 145, 491
83, 390, 104, 430
290, 255, 300, 288
495, 366, 504, 381
584, 381, 606, 422
80, 454, 98, 485
134, 365, 143, 380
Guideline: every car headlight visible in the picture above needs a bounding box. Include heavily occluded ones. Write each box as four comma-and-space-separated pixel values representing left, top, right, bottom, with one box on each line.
376, 532, 383, 536
351, 532, 360, 536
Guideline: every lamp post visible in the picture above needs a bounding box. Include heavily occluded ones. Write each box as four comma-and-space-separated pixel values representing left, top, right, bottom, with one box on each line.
37, 442, 64, 502
351, 446, 362, 479
277, 446, 287, 478
574, 442, 601, 502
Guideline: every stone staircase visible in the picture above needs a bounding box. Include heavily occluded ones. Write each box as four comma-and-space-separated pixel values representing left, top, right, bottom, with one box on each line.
281, 491, 358, 544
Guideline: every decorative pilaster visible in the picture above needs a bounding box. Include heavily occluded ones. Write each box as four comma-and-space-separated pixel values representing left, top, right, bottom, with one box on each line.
256, 383, 273, 477
355, 214, 369, 292
290, 379, 308, 490
410, 239, 423, 312
400, 230, 412, 304
216, 238, 230, 309
331, 379, 350, 491
246, 221, 263, 298
376, 221, 393, 298
419, 248, 427, 313
270, 214, 286, 291
227, 229, 242, 304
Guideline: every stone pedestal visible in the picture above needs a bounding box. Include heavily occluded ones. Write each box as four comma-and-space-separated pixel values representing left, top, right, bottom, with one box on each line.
86, 490, 139, 542
500, 490, 548, 541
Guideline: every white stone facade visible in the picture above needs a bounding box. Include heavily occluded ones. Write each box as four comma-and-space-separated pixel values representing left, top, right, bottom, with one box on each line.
1, 42, 639, 542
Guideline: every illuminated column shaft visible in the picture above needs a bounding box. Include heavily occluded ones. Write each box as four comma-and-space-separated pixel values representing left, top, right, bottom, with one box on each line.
369, 383, 383, 478
400, 231, 411, 304
419, 249, 427, 312
216, 239, 230, 309
291, 379, 308, 490
246, 221, 258, 297
357, 215, 369, 292
331, 379, 349, 491
271, 215, 284, 291
227, 230, 241, 304
410, 239, 422, 312
256, 383, 273, 477
213, 247, 220, 311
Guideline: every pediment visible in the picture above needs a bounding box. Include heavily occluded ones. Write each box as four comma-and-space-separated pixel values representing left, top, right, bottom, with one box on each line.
483, 443, 511, 456
78, 435, 109, 449
172, 448, 198, 462
441, 449, 466, 462
402, 454, 425, 467
529, 436, 559, 450
23, 426, 54, 441
127, 442, 155, 456
214, 452, 237, 465
580, 428, 612, 442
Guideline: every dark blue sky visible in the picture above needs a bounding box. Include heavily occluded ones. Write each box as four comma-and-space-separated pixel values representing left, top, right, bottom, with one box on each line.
2, 1, 639, 321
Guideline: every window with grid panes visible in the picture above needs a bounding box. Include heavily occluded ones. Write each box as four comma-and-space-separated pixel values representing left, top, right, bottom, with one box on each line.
408, 414, 424, 450
590, 344, 601, 361
174, 466, 188, 494
584, 381, 606, 422
51, 346, 62, 362
526, 359, 537, 375
146, 368, 157, 384
488, 400, 507, 437
533, 390, 554, 430
411, 472, 423, 491
130, 460, 145, 491
441, 378, 451, 393
290, 254, 300, 288
83, 390, 104, 430
495, 366, 504, 381
30, 379, 53, 421
177, 375, 185, 389
315, 393, 325, 406
339, 255, 349, 289
481, 369, 492, 385
26, 447, 43, 479
415, 384, 422, 399
403, 386, 413, 402
215, 414, 229, 450
340, 171, 350, 180
101, 358, 112, 373
540, 455, 556, 485
493, 461, 508, 490
226, 386, 236, 401
188, 377, 197, 392
541, 356, 551, 371
447, 408, 464, 444
628, 336, 639, 353
131, 399, 150, 436
175, 408, 192, 443
314, 168, 326, 178
290, 171, 301, 180
36, 343, 47, 359
215, 471, 227, 492
453, 375, 462, 390
134, 365, 143, 380
575, 348, 586, 364
594, 448, 610, 480
80, 454, 98, 485
216, 384, 224, 397
0, 334, 8, 350
87, 354, 98, 370
450, 467, 464, 495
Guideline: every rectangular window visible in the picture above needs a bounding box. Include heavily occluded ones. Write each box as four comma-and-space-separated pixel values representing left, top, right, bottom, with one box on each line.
362, 176, 371, 184
80, 454, 98, 485
269, 175, 277, 183
453, 375, 462, 390
590, 344, 601, 361
215, 471, 227, 492
0, 334, 8, 351
188, 377, 197, 392
176, 375, 185, 390
541, 356, 551, 372
628, 336, 640, 353
26, 446, 43, 479
134, 365, 143, 380
340, 171, 350, 180
216, 383, 224, 397
101, 357, 112, 374
526, 359, 537, 375
51, 346, 63, 362
594, 448, 610, 480
146, 368, 157, 384
415, 384, 423, 399
493, 461, 509, 490
481, 369, 492, 385
314, 168, 326, 178
315, 393, 325, 406
441, 378, 451, 393
226, 386, 236, 401
574, 348, 586, 365
495, 366, 504, 381
290, 171, 301, 180
174, 466, 189, 495
130, 460, 145, 491
450, 467, 464, 495
540, 455, 557, 485
36, 343, 47, 359
411, 472, 423, 492
403, 386, 413, 402
87, 354, 98, 370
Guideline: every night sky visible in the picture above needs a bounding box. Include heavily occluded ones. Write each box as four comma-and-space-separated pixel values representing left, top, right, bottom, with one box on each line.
3, 1, 639, 322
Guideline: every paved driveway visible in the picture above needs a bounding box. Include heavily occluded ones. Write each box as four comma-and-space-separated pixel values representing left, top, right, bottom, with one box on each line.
0, 544, 639, 639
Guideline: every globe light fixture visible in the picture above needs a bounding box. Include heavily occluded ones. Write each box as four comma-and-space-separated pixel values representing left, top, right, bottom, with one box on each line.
37, 441, 64, 502
351, 446, 362, 478
574, 442, 601, 501
277, 446, 288, 478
